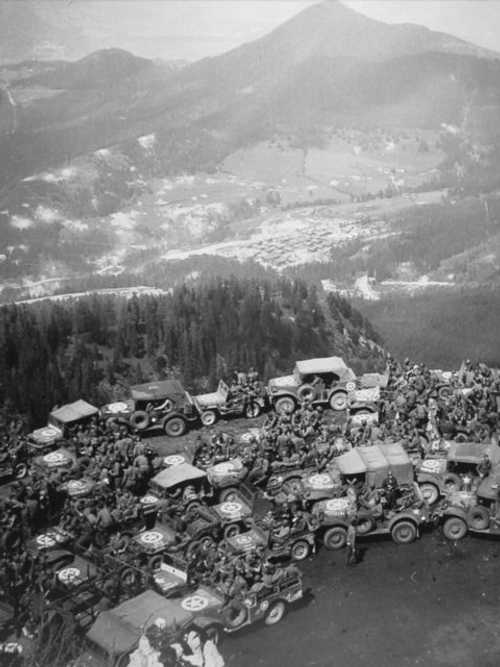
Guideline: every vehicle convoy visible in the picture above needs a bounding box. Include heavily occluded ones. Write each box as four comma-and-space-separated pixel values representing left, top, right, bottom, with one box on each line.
28, 400, 99, 452
78, 572, 304, 666
100, 380, 199, 437
416, 442, 493, 505
439, 473, 500, 540
194, 379, 266, 426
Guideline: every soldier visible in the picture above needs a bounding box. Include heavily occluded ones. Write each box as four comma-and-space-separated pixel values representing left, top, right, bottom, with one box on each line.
345, 521, 358, 566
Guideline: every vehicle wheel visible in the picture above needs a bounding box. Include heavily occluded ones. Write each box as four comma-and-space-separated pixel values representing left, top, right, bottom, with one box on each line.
356, 517, 374, 535
391, 520, 417, 545
467, 506, 490, 531
226, 604, 248, 628
443, 516, 468, 541
219, 487, 239, 503
443, 473, 462, 493
329, 392, 348, 411
419, 482, 440, 505
438, 385, 452, 400
282, 477, 303, 495
105, 417, 119, 430
223, 523, 241, 539
129, 411, 150, 430
200, 535, 216, 550
164, 417, 187, 437
353, 408, 373, 418
290, 539, 310, 561
201, 410, 218, 427
185, 500, 203, 513
245, 402, 261, 419
274, 396, 296, 414
15, 463, 28, 479
297, 384, 315, 402
148, 555, 163, 571
264, 600, 287, 626
120, 567, 137, 587
454, 433, 467, 443
323, 526, 347, 550
186, 541, 201, 560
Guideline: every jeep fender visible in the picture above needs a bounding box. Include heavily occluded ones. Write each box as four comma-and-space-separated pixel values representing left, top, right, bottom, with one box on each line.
417, 472, 444, 492
443, 506, 468, 522
387, 512, 419, 532
159, 410, 189, 425
318, 518, 350, 531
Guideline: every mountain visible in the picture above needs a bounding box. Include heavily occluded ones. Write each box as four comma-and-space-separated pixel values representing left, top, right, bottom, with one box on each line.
2, 0, 500, 310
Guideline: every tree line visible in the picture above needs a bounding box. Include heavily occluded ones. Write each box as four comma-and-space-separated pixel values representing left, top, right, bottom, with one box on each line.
0, 277, 384, 427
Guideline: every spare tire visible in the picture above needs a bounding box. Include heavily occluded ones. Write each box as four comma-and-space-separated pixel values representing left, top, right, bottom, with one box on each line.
298, 384, 315, 402
467, 505, 490, 531
443, 473, 462, 493
129, 411, 150, 431
120, 567, 137, 587
329, 392, 348, 412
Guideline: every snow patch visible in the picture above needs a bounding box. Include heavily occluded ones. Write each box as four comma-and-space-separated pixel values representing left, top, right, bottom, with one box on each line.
138, 133, 156, 151
63, 220, 89, 233
10, 215, 33, 230
35, 205, 61, 224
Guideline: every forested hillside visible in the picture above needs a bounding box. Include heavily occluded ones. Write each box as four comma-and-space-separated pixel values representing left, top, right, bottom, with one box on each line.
0, 277, 384, 427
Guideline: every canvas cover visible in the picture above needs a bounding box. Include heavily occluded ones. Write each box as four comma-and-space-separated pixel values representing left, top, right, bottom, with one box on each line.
447, 441, 490, 464
87, 590, 193, 656
151, 463, 207, 489
50, 400, 98, 424
358, 446, 389, 488
335, 448, 367, 476
378, 442, 413, 485
130, 380, 186, 401
295, 357, 354, 378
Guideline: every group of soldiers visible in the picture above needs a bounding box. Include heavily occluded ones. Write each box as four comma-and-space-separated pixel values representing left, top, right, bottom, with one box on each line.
1, 359, 500, 659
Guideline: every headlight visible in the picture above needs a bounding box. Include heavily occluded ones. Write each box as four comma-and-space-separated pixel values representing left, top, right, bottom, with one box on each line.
269, 386, 278, 393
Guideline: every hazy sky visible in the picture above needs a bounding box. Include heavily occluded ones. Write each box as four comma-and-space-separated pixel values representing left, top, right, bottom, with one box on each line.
64, 0, 500, 61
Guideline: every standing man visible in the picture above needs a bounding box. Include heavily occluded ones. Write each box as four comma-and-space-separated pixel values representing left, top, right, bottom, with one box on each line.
346, 521, 358, 566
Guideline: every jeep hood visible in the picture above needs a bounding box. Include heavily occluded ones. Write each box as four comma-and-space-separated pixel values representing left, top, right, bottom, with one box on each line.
194, 391, 225, 408
268, 374, 298, 388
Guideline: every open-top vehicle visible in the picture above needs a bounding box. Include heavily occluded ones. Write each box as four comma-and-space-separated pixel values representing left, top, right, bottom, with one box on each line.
194, 380, 266, 427
313, 483, 429, 550
416, 441, 493, 505
28, 400, 99, 453
267, 356, 358, 413
439, 474, 500, 540
78, 569, 303, 666
100, 380, 199, 437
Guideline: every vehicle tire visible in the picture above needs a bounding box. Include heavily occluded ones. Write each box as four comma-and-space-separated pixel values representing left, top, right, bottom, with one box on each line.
129, 411, 150, 431
329, 392, 348, 412
356, 516, 375, 535
226, 605, 248, 629
200, 535, 216, 550
164, 417, 187, 437
454, 433, 467, 443
290, 539, 311, 561
274, 396, 296, 414
391, 520, 418, 545
467, 506, 490, 531
185, 541, 201, 560
443, 473, 462, 493
438, 385, 452, 400
282, 477, 303, 495
443, 516, 468, 541
120, 567, 137, 587
264, 600, 287, 626
201, 410, 218, 427
105, 417, 119, 430
245, 402, 261, 419
14, 463, 28, 479
185, 500, 203, 513
297, 384, 315, 402
353, 408, 372, 418
148, 555, 163, 571
323, 526, 347, 550
223, 523, 241, 539
219, 487, 239, 503
419, 482, 440, 505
